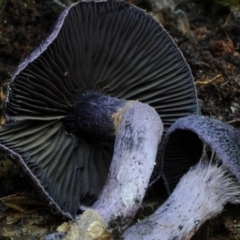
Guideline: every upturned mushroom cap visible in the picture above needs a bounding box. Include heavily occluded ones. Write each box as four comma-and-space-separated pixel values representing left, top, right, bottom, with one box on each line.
5, 1, 197, 126
0, 1, 197, 218
159, 115, 240, 192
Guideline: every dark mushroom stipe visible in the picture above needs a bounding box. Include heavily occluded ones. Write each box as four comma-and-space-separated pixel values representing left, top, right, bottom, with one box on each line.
75, 92, 126, 137
0, 0, 198, 219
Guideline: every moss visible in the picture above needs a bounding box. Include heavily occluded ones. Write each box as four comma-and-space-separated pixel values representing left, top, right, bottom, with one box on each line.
214, 0, 240, 8
22, 2, 28, 8
0, 0, 6, 14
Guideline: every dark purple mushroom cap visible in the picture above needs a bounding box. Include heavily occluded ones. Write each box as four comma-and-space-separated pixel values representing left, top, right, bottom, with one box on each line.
160, 115, 240, 193
0, 1, 197, 218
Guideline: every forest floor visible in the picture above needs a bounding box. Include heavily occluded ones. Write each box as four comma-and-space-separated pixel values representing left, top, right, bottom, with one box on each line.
0, 0, 240, 239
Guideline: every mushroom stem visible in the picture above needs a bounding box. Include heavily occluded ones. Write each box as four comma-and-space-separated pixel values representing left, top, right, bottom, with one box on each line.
75, 92, 126, 137
63, 101, 163, 239
92, 101, 162, 225
123, 159, 240, 240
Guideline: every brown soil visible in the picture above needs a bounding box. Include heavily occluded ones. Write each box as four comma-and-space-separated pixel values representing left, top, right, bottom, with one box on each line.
0, 0, 240, 239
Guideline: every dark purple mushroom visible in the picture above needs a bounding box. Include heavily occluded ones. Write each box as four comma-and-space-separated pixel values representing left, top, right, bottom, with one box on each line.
124, 115, 240, 239
0, 0, 197, 220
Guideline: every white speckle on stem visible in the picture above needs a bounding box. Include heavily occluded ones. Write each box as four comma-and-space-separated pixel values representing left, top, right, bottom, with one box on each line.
121, 182, 138, 208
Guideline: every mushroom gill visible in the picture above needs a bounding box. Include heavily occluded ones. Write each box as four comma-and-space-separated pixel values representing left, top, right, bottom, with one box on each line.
160, 115, 240, 192
0, 1, 197, 219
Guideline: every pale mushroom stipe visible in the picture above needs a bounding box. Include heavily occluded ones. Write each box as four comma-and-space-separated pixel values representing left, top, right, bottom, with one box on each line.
124, 115, 240, 239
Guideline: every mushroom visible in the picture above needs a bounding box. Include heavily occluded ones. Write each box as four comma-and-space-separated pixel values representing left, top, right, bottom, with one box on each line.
123, 115, 240, 239
0, 0, 197, 223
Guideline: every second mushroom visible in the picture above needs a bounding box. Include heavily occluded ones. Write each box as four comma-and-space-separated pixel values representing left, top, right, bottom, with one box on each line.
124, 115, 240, 239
